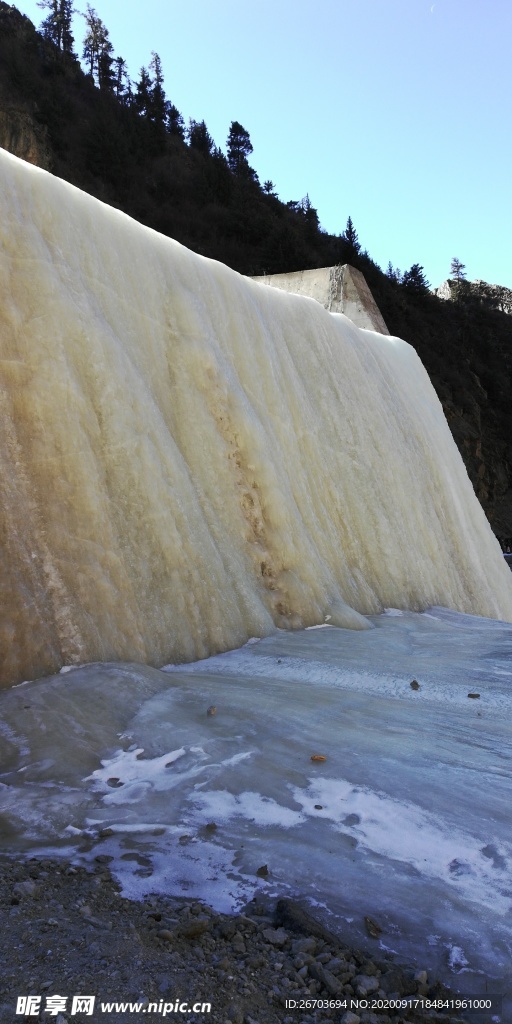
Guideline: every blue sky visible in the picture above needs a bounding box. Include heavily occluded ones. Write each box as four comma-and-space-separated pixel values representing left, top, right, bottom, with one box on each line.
14, 0, 512, 288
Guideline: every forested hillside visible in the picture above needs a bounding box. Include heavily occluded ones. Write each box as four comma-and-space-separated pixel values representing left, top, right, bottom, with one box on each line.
1, 0, 511, 539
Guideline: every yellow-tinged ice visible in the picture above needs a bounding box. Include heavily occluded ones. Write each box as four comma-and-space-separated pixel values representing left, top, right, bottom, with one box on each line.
1, 148, 511, 687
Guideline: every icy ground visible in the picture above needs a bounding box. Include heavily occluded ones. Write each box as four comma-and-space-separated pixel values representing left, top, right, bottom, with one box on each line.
1, 607, 511, 1013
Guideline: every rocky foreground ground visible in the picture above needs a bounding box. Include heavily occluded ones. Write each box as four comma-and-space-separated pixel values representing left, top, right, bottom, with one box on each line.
0, 856, 483, 1024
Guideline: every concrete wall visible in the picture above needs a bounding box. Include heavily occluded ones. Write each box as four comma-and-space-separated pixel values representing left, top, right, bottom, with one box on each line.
252, 264, 389, 335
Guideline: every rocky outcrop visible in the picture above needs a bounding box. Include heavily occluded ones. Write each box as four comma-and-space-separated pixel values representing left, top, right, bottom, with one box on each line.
0, 4, 52, 170
446, 407, 511, 535
435, 278, 512, 315
0, 106, 52, 170
441, 376, 512, 540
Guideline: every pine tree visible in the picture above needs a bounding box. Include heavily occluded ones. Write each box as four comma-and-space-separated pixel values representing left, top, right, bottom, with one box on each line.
226, 121, 253, 175
188, 119, 214, 155
342, 216, 361, 257
148, 51, 166, 125
97, 37, 115, 91
82, 5, 112, 86
134, 66, 152, 117
166, 103, 185, 139
450, 257, 466, 281
113, 56, 129, 102
300, 194, 319, 230
402, 263, 430, 292
38, 0, 75, 54
386, 262, 402, 283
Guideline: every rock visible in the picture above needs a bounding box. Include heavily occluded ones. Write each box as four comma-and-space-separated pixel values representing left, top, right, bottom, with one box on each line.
291, 936, 317, 955
157, 973, 173, 993
380, 968, 405, 995
13, 879, 38, 897
262, 927, 288, 947
414, 969, 428, 985
237, 915, 257, 932
364, 915, 382, 938
219, 920, 237, 940
341, 1012, 360, 1024
308, 962, 342, 995
354, 973, 380, 996
232, 934, 246, 954
468, 692, 480, 698
256, 864, 269, 878
178, 917, 210, 939
274, 898, 339, 944
337, 960, 357, 982
326, 956, 343, 972
0, 107, 52, 171
316, 951, 332, 964
157, 929, 174, 942
360, 959, 379, 976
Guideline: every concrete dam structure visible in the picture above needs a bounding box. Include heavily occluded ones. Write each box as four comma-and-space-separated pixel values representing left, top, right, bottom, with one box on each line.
252, 264, 389, 334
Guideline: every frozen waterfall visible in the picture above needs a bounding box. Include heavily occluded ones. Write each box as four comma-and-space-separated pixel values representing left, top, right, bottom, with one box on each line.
1, 146, 512, 687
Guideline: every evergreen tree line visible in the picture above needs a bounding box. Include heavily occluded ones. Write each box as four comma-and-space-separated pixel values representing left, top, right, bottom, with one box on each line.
31, 6, 510, 315
3, 0, 506, 323
35, 0, 440, 290
37, 1, 267, 177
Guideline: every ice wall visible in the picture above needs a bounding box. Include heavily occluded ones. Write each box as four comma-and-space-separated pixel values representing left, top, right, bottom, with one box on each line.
1, 147, 512, 687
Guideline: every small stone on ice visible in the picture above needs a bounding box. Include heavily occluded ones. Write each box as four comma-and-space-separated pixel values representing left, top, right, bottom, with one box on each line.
364, 915, 382, 937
